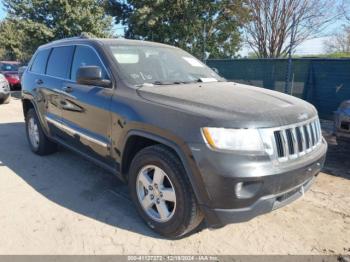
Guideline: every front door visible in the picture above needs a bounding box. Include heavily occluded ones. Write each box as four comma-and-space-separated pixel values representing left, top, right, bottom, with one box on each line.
60, 45, 114, 166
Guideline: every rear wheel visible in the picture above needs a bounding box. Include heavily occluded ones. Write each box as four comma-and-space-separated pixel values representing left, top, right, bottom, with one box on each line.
128, 145, 204, 238
25, 108, 57, 155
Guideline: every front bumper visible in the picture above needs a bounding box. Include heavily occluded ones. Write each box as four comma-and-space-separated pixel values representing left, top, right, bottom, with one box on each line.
189, 138, 327, 228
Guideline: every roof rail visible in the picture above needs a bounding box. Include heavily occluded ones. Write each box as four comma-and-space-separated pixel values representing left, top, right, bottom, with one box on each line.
49, 33, 93, 44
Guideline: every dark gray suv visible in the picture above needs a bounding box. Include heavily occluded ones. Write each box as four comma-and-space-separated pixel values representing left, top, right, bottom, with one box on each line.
22, 36, 328, 238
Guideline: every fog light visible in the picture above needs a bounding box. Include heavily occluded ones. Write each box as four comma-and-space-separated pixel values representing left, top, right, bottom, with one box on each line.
235, 181, 262, 199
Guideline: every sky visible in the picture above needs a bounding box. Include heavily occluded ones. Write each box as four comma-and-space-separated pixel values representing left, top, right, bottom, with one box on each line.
0, 2, 347, 56
0, 4, 4, 20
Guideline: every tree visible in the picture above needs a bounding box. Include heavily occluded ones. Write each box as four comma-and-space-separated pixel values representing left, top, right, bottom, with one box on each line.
324, 26, 350, 54
0, 19, 53, 62
244, 0, 341, 58
0, 0, 113, 62
106, 0, 249, 59
323, 0, 350, 55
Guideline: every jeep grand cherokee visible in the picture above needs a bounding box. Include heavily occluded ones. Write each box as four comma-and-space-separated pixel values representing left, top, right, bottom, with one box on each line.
21, 36, 328, 238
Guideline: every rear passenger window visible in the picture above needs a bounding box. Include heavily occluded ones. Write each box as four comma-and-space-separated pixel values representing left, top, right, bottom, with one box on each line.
71, 46, 108, 81
46, 46, 74, 79
31, 49, 51, 74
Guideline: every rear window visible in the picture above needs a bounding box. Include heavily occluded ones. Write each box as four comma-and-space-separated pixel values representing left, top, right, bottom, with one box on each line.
1, 63, 19, 71
46, 46, 74, 78
30, 49, 51, 74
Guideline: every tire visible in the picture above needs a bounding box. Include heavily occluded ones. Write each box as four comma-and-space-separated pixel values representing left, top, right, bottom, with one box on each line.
0, 94, 10, 104
128, 145, 204, 238
25, 108, 58, 155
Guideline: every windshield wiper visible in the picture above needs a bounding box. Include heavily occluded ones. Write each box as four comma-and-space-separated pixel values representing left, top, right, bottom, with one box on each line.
152, 81, 186, 85
153, 80, 205, 85
136, 79, 216, 87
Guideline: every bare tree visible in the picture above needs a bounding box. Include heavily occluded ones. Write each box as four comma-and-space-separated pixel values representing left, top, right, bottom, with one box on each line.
324, 27, 350, 54
244, 0, 341, 58
339, 0, 350, 22
323, 0, 350, 54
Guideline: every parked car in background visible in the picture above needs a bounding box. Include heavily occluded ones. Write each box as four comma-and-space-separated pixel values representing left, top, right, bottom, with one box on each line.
0, 61, 21, 90
335, 100, 350, 141
22, 37, 327, 238
0, 73, 10, 104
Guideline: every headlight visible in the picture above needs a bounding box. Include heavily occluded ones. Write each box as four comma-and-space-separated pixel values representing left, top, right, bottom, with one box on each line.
202, 127, 265, 152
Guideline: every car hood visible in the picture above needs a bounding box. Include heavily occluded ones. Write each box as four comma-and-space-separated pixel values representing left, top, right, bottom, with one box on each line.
137, 81, 318, 128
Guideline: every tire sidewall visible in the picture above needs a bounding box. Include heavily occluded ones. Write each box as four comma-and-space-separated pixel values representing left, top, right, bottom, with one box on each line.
25, 109, 42, 153
129, 150, 192, 237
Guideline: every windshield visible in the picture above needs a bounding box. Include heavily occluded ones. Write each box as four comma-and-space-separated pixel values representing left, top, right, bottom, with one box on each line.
1, 63, 19, 71
108, 44, 223, 86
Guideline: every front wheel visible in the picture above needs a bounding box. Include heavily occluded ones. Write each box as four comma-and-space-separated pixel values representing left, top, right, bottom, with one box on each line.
128, 145, 204, 238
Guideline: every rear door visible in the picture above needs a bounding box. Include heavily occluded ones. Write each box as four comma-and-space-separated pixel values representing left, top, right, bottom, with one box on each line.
60, 45, 114, 166
43, 45, 75, 137
25, 48, 63, 137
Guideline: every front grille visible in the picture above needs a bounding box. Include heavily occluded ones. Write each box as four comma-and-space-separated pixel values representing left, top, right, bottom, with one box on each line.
272, 118, 322, 161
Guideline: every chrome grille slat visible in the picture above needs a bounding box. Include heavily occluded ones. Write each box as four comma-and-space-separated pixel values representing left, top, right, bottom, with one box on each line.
300, 126, 307, 152
312, 122, 317, 144
291, 127, 299, 154
285, 129, 295, 155
305, 124, 312, 149
316, 120, 321, 143
281, 130, 289, 158
269, 118, 323, 162
295, 127, 303, 153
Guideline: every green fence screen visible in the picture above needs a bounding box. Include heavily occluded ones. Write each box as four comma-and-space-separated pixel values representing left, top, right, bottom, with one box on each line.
206, 58, 350, 120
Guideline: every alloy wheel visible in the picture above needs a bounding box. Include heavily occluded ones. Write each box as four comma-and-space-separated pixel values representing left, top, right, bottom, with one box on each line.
136, 165, 177, 222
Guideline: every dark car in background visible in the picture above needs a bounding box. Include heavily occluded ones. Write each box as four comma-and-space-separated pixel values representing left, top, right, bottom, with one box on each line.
0, 61, 21, 90
21, 37, 327, 238
335, 100, 350, 141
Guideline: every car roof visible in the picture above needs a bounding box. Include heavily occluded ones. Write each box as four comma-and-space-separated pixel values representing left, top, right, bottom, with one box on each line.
38, 37, 176, 50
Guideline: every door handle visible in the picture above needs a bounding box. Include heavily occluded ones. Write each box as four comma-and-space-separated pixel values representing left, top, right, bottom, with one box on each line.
35, 79, 44, 85
62, 86, 73, 93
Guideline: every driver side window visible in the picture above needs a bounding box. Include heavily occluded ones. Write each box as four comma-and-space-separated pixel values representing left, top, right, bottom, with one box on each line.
71, 45, 108, 81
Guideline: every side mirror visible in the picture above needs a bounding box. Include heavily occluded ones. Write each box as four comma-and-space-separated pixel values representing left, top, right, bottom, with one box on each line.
76, 66, 111, 88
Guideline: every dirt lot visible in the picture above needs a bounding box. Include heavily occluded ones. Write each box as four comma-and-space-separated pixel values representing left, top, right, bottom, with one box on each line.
0, 97, 349, 255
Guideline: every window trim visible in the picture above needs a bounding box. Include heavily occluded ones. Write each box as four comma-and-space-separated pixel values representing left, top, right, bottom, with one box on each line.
70, 45, 110, 81
46, 45, 75, 80
29, 48, 51, 74
29, 43, 111, 84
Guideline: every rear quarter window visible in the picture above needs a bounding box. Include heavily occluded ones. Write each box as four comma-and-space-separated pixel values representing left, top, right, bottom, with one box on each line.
46, 46, 74, 79
30, 49, 51, 74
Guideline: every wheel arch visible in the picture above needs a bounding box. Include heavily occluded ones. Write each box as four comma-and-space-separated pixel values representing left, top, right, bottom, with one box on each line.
121, 130, 210, 206
22, 98, 35, 118
22, 98, 51, 137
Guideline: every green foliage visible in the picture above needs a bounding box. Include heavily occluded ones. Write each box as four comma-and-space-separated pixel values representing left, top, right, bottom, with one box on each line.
106, 0, 249, 59
0, 19, 54, 62
0, 0, 113, 62
292, 53, 350, 59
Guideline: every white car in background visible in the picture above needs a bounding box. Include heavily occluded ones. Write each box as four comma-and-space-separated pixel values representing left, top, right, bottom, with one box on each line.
0, 73, 10, 104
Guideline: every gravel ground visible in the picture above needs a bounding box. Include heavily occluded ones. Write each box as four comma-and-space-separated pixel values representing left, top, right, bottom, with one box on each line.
0, 97, 349, 255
